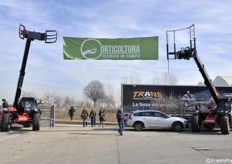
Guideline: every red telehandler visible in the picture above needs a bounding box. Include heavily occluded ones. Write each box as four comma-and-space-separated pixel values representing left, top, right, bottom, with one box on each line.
166, 24, 232, 134
0, 24, 57, 132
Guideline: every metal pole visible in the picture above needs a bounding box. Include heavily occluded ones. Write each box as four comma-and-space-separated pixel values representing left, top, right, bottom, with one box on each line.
50, 105, 55, 127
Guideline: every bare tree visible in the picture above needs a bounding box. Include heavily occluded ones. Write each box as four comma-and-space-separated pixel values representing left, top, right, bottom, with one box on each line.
168, 74, 178, 84
153, 73, 178, 85
22, 91, 37, 97
76, 100, 91, 108
98, 95, 116, 108
83, 80, 105, 107
121, 75, 128, 84
105, 85, 116, 107
62, 96, 76, 108
41, 91, 64, 111
105, 95, 116, 107
42, 91, 61, 105
95, 85, 116, 108
121, 75, 141, 84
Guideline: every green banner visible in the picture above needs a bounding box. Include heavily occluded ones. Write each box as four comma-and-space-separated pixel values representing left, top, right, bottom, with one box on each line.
63, 36, 158, 60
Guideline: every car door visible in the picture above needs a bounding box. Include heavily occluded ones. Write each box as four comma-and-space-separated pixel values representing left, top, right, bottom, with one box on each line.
153, 112, 172, 129
139, 112, 156, 128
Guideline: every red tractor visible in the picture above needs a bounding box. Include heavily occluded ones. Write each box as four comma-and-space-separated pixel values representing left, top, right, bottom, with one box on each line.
166, 24, 232, 134
0, 97, 42, 131
191, 98, 231, 134
0, 24, 57, 132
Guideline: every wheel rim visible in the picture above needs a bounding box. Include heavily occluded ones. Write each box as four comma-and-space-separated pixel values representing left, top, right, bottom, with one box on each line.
174, 123, 182, 131
135, 123, 143, 131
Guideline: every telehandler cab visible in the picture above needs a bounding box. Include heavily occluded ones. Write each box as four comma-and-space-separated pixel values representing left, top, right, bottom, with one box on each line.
0, 24, 57, 132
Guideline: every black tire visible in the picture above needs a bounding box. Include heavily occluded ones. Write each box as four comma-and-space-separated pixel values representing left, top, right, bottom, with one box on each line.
133, 122, 144, 131
172, 122, 183, 132
32, 112, 41, 131
1, 112, 11, 132
220, 115, 230, 135
190, 115, 201, 132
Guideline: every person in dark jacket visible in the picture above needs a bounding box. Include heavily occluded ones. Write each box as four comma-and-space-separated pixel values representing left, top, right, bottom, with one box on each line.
68, 106, 75, 121
99, 109, 105, 127
2, 99, 9, 108
116, 109, 125, 136
89, 109, 96, 127
81, 107, 89, 127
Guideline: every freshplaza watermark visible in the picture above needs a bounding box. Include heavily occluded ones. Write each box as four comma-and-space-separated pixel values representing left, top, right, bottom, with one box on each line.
206, 158, 232, 163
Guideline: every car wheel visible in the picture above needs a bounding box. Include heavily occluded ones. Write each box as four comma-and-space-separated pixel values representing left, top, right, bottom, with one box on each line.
134, 122, 144, 131
172, 122, 183, 132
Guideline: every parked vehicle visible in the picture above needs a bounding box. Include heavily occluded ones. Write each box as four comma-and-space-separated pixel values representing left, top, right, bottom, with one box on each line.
126, 110, 188, 131
0, 24, 57, 132
123, 112, 131, 127
166, 24, 232, 134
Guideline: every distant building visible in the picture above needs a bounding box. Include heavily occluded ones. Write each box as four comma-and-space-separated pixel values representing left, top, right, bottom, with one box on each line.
198, 76, 232, 87
213, 76, 232, 86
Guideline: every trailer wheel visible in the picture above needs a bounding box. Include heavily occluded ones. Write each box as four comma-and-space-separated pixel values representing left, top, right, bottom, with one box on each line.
220, 115, 230, 135
32, 112, 40, 131
1, 112, 11, 132
190, 115, 201, 132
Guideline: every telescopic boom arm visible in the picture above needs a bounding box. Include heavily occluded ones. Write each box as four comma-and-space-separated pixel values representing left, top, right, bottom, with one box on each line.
13, 24, 57, 107
166, 24, 220, 104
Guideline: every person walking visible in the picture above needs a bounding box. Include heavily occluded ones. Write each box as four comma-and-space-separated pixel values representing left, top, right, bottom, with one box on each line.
98, 109, 105, 127
81, 107, 89, 127
116, 109, 125, 136
89, 109, 96, 127
68, 106, 75, 121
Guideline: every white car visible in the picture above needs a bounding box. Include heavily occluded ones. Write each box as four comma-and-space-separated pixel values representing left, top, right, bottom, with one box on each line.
126, 110, 188, 132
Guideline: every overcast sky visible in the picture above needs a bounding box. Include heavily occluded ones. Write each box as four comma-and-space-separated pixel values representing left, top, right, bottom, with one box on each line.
1, 0, 232, 104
